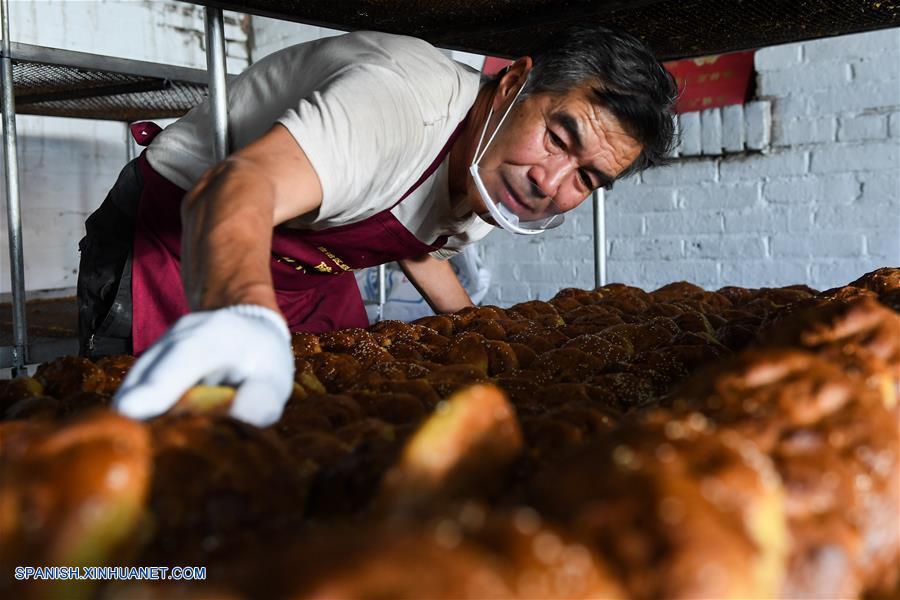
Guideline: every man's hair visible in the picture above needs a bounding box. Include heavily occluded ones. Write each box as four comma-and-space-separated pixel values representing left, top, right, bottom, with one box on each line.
522, 25, 678, 180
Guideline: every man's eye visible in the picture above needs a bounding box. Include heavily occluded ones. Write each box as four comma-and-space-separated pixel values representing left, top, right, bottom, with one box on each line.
579, 170, 593, 189
549, 130, 564, 148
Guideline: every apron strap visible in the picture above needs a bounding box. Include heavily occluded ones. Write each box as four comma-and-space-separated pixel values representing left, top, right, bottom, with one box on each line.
130, 122, 163, 147
390, 115, 468, 209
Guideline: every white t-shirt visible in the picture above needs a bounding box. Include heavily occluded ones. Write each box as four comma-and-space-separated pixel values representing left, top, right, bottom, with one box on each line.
146, 31, 494, 259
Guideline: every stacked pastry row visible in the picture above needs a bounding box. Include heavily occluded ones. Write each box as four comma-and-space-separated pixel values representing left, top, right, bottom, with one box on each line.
0, 267, 898, 599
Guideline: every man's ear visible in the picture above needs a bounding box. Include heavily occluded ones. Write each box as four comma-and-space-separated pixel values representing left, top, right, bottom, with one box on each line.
493, 56, 533, 109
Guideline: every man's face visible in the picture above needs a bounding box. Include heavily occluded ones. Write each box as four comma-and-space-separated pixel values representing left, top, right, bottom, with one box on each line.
470, 82, 643, 222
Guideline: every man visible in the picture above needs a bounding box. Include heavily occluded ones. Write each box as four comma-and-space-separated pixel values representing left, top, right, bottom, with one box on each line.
79, 25, 676, 426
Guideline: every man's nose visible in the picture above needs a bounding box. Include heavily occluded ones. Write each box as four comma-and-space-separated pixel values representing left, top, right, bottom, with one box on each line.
528, 156, 572, 199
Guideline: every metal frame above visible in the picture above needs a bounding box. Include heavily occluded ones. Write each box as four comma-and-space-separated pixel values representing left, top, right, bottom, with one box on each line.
188, 0, 900, 61
7, 42, 213, 85
4, 41, 223, 122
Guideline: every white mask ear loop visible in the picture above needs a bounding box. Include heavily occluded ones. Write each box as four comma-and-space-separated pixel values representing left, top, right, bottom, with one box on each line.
472, 75, 529, 166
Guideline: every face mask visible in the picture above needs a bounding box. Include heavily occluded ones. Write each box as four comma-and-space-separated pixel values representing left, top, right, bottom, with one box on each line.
469, 74, 565, 235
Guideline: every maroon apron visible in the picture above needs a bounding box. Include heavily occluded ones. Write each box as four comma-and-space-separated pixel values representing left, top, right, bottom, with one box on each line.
130, 120, 465, 355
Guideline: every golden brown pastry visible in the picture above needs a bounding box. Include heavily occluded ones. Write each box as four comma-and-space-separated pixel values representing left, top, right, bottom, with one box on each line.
378, 384, 522, 514
519, 415, 585, 465
527, 417, 787, 600
319, 328, 393, 368
759, 295, 900, 385
641, 302, 686, 318
0, 376, 44, 413
433, 331, 490, 374
509, 326, 569, 351
350, 391, 426, 426
2, 395, 61, 421
507, 299, 561, 321
506, 341, 538, 369
879, 288, 900, 313
716, 285, 757, 306
409, 315, 455, 337
279, 429, 352, 466
306, 352, 364, 393
847, 267, 900, 295
59, 390, 111, 417
334, 417, 396, 449
34, 356, 107, 399
459, 317, 508, 341
664, 348, 899, 596
357, 359, 431, 383
485, 339, 520, 375
94, 354, 136, 395
284, 511, 626, 600
0, 412, 151, 571
563, 333, 632, 365
649, 280, 707, 302
587, 370, 658, 412
424, 363, 487, 398
291, 332, 322, 358
351, 378, 442, 409
145, 414, 310, 564
528, 348, 605, 385
448, 306, 508, 331
672, 310, 716, 336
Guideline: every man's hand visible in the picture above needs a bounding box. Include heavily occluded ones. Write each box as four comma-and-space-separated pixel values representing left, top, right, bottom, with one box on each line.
113, 305, 294, 427
398, 254, 474, 314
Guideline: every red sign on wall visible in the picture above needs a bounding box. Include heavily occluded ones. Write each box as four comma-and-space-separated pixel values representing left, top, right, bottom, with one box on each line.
482, 56, 512, 76
663, 50, 756, 114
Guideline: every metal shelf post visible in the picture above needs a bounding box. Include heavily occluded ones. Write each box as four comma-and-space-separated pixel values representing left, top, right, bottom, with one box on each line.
204, 7, 229, 162
592, 188, 607, 289
2, 0, 27, 375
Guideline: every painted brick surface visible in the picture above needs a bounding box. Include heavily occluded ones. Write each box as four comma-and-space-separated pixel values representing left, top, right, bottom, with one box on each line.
889, 112, 900, 137
770, 233, 864, 258
677, 182, 760, 210
608, 237, 683, 260
806, 82, 900, 115
676, 111, 702, 156
758, 62, 850, 97
641, 160, 718, 185
720, 260, 810, 288
744, 101, 772, 149
763, 174, 860, 205
803, 29, 900, 61
811, 142, 899, 173
851, 51, 900, 83
866, 233, 900, 261
719, 151, 808, 182
837, 115, 889, 142
774, 117, 837, 146
700, 108, 723, 155
684, 235, 766, 260
721, 105, 745, 153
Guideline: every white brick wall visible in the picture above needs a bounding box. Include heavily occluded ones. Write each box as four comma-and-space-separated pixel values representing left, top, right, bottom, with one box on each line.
0, 0, 249, 296
480, 28, 900, 304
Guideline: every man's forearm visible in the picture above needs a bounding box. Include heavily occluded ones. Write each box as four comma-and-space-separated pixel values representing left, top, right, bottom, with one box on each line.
398, 254, 474, 314
180, 158, 279, 312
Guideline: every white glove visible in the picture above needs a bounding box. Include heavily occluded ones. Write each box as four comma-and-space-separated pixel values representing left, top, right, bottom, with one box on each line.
113, 304, 294, 427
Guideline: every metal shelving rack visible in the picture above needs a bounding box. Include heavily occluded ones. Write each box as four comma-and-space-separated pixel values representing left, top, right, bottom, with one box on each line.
0, 1, 222, 374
